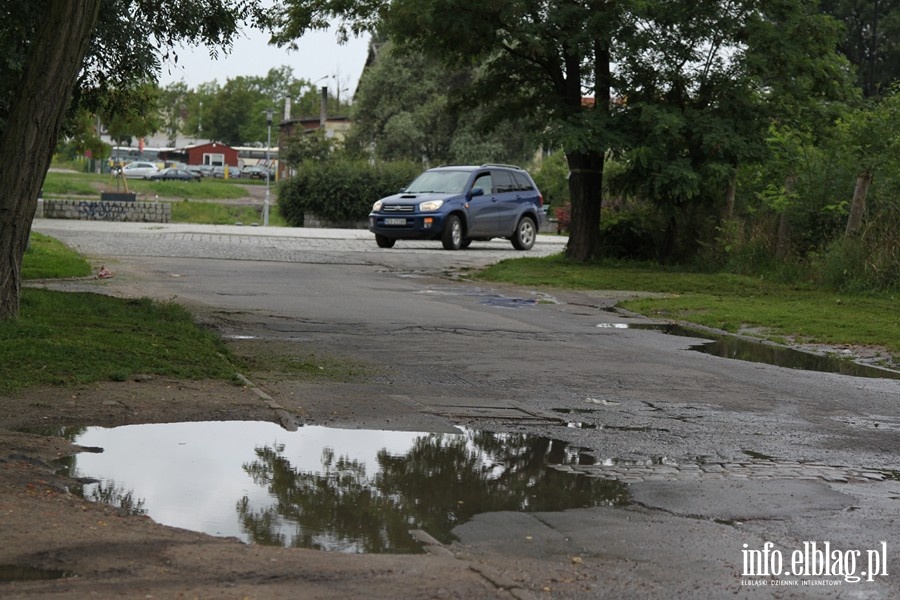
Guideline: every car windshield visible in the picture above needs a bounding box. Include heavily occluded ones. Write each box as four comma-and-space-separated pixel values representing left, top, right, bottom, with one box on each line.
405, 170, 471, 194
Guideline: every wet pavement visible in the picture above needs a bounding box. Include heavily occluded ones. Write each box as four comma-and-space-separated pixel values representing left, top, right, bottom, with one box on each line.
26, 219, 900, 598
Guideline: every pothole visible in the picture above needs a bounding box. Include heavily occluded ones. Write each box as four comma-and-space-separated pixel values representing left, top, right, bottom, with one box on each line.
49, 422, 628, 554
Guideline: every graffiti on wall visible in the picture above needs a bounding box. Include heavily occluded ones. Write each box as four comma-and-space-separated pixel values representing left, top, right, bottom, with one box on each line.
77, 201, 128, 221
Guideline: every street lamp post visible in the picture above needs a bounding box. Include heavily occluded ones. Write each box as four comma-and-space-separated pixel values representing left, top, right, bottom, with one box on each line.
264, 108, 273, 227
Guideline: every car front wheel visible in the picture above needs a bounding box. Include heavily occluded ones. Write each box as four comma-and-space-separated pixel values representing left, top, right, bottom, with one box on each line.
511, 216, 537, 250
441, 215, 463, 250
375, 234, 396, 248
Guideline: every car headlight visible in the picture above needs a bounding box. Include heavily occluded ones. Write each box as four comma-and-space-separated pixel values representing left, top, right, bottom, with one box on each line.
418, 199, 444, 212
372, 200, 383, 211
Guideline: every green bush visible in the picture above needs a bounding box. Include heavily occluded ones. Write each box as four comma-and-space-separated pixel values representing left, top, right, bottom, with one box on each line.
599, 208, 661, 261
278, 160, 421, 226
817, 217, 900, 292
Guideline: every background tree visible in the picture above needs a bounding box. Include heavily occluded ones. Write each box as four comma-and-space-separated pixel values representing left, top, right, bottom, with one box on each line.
160, 81, 191, 146
345, 41, 535, 165
821, 0, 900, 97
0, 0, 265, 320
101, 84, 163, 147
274, 1, 852, 264
610, 1, 853, 262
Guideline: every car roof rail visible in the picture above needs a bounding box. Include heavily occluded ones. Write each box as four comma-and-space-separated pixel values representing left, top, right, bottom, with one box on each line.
480, 163, 524, 170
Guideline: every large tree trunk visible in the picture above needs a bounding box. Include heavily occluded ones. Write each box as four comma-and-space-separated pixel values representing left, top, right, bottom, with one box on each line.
564, 150, 604, 261
0, 0, 101, 320
563, 38, 610, 263
845, 167, 872, 237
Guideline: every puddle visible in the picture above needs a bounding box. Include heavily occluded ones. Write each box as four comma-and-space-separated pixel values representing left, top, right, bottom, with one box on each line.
480, 297, 538, 309
597, 323, 900, 380
52, 422, 627, 554
0, 564, 71, 583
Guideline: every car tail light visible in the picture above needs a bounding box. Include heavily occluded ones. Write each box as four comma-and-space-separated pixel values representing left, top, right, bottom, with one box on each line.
538, 193, 544, 206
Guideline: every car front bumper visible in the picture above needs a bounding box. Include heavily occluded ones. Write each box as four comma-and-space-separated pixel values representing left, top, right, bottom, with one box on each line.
368, 212, 450, 239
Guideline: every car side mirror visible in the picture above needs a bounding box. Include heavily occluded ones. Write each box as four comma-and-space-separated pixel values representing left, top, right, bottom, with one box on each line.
399, 187, 406, 193
469, 187, 485, 198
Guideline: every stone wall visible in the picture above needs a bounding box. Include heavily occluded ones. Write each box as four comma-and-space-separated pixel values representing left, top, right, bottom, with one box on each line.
43, 199, 171, 223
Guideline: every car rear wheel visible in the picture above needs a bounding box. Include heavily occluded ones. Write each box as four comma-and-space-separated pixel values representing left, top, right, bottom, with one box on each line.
375, 234, 396, 248
511, 216, 537, 250
441, 215, 463, 250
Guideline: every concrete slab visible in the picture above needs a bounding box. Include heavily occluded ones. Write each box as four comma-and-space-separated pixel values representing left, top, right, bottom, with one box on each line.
629, 479, 855, 520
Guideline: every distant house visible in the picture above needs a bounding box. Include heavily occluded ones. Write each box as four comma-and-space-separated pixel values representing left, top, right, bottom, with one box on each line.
276, 86, 354, 179
158, 142, 239, 168
185, 142, 239, 167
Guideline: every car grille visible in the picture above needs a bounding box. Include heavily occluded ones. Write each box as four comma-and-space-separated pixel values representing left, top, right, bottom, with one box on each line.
382, 205, 415, 213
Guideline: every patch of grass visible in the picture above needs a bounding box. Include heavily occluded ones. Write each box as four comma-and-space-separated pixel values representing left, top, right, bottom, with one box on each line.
43, 171, 249, 200
23, 233, 92, 279
42, 172, 105, 195
234, 342, 375, 382
0, 290, 240, 394
478, 254, 899, 352
129, 179, 248, 200
170, 201, 287, 226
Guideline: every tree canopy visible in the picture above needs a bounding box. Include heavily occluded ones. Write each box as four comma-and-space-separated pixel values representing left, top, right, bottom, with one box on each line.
345, 40, 536, 165
0, 0, 265, 319
272, 0, 854, 262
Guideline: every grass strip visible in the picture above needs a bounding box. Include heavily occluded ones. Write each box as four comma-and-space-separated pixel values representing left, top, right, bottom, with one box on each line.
23, 233, 92, 279
170, 201, 287, 226
478, 254, 899, 354
11, 231, 239, 394
0, 290, 239, 394
43, 171, 249, 200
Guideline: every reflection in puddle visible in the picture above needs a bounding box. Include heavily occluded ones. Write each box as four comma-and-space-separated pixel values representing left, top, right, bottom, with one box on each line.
597, 323, 900, 380
54, 422, 626, 554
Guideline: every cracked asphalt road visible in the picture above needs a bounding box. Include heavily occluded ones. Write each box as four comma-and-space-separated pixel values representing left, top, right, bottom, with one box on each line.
15, 219, 900, 598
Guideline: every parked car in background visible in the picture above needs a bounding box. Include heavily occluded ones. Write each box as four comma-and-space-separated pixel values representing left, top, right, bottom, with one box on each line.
186, 165, 214, 178
240, 165, 272, 180
369, 164, 544, 250
119, 161, 159, 179
148, 168, 201, 182
212, 166, 242, 179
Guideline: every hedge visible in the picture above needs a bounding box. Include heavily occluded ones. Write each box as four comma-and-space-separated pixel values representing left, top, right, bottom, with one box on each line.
278, 159, 421, 226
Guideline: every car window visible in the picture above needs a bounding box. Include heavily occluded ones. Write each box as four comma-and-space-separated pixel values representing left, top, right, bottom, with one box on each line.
472, 173, 493, 194
492, 170, 515, 193
512, 172, 534, 191
405, 170, 472, 194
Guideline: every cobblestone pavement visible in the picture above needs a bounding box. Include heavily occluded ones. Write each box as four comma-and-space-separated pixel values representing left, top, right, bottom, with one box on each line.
33, 219, 567, 272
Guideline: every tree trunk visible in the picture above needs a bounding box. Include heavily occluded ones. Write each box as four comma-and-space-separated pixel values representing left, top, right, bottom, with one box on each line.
564, 150, 604, 261
845, 167, 872, 237
775, 175, 796, 261
0, 0, 101, 320
562, 38, 610, 263
723, 172, 737, 220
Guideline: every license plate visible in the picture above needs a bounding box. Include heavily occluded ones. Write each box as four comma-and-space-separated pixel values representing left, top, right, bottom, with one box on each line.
384, 218, 406, 225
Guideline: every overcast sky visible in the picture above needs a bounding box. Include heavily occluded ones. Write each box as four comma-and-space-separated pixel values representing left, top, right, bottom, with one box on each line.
158, 26, 370, 100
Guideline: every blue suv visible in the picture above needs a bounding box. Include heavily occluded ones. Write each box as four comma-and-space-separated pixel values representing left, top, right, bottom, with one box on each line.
368, 164, 545, 250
